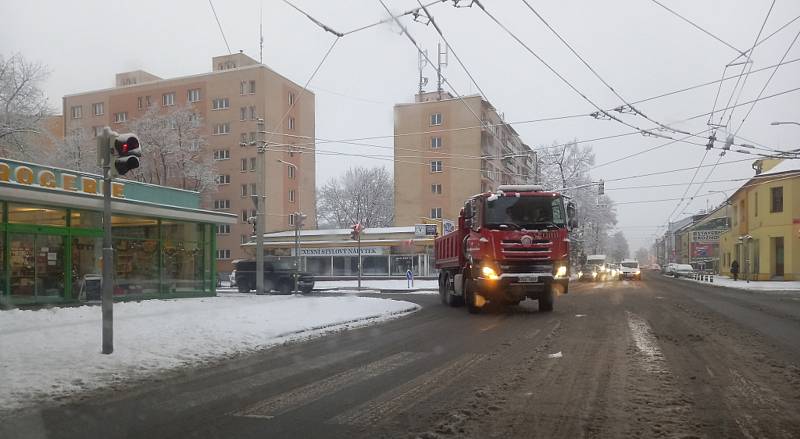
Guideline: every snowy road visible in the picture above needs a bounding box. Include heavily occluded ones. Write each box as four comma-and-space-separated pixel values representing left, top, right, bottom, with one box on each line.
3, 274, 800, 438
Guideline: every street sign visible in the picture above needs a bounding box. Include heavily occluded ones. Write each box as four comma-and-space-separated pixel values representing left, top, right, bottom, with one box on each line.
414, 224, 438, 237
443, 219, 455, 234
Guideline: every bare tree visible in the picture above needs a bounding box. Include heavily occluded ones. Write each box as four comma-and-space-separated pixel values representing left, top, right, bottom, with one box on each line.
607, 231, 630, 261
124, 104, 216, 193
50, 125, 98, 173
634, 247, 651, 265
317, 166, 394, 228
0, 53, 51, 158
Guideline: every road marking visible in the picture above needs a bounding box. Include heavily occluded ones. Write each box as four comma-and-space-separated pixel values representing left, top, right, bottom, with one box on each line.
705, 366, 715, 378
626, 311, 667, 374
547, 351, 563, 359
157, 350, 367, 413
329, 353, 485, 426
575, 314, 587, 318
480, 321, 502, 332
233, 351, 425, 419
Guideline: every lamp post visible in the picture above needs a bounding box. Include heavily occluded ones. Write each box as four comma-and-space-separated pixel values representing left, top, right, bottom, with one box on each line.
277, 159, 301, 293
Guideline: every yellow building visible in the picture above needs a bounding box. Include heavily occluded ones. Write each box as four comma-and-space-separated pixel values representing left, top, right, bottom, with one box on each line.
719, 159, 800, 280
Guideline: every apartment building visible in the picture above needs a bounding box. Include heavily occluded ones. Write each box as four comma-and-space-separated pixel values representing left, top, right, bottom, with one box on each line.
62, 52, 315, 274
393, 91, 536, 227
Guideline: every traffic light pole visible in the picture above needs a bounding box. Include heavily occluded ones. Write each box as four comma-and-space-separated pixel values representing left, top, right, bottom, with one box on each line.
100, 128, 114, 354
256, 119, 266, 295
294, 215, 300, 294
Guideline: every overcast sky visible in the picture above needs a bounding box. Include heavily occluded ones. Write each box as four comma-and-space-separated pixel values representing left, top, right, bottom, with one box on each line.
2, 0, 798, 251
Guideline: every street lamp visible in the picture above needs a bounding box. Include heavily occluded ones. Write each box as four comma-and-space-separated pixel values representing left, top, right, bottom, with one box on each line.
770, 121, 800, 126
254, 119, 267, 295
277, 159, 302, 293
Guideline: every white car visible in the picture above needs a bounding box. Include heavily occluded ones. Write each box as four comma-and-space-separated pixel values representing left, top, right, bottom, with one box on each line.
619, 260, 641, 280
673, 264, 694, 278
664, 263, 678, 275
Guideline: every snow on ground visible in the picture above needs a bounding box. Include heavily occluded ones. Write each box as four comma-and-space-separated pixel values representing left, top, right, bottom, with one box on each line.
314, 279, 439, 291
681, 275, 800, 292
0, 294, 418, 412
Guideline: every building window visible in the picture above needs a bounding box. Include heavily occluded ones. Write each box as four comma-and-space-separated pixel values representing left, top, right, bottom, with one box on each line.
213, 149, 230, 160
92, 102, 104, 116
733, 205, 738, 226
71, 105, 82, 119
288, 165, 295, 179
213, 199, 231, 209
240, 81, 246, 95
249, 157, 256, 171
289, 189, 295, 203
240, 107, 246, 121
431, 207, 442, 219
213, 123, 230, 135
217, 249, 231, 260
188, 88, 201, 102
430, 113, 442, 126
249, 106, 257, 120
240, 158, 248, 172
241, 235, 249, 245
431, 184, 442, 194
216, 174, 231, 185
249, 131, 256, 143
431, 160, 443, 172
240, 133, 248, 145
754, 191, 758, 217
144, 95, 151, 108
289, 213, 295, 226
113, 112, 128, 123
92, 126, 103, 137
212, 98, 229, 110
770, 187, 783, 213
431, 137, 442, 149
241, 184, 248, 196
241, 209, 249, 222
288, 91, 296, 106
250, 183, 257, 196
216, 224, 230, 234
249, 80, 256, 94
137, 97, 143, 110
288, 117, 295, 130
162, 92, 175, 106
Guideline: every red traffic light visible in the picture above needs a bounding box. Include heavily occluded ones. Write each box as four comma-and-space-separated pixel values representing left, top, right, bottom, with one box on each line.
114, 134, 141, 157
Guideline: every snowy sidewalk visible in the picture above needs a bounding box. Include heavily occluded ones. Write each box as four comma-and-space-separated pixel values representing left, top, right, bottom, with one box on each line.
0, 294, 418, 413
681, 275, 800, 293
314, 279, 439, 291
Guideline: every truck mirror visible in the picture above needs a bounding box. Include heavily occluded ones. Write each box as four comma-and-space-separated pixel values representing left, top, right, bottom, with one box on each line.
463, 202, 473, 219
566, 201, 576, 219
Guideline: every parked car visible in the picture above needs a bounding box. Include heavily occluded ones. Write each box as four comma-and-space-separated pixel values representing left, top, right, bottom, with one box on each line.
577, 265, 598, 282
650, 264, 661, 271
663, 263, 678, 275
672, 264, 694, 278
233, 259, 314, 294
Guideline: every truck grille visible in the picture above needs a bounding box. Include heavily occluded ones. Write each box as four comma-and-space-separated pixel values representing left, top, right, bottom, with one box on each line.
500, 261, 553, 274
500, 238, 553, 259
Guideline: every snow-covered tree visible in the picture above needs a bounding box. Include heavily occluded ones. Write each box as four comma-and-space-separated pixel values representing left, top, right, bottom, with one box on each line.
50, 124, 98, 173
537, 140, 617, 262
634, 247, 651, 265
317, 166, 394, 228
0, 53, 51, 159
607, 230, 630, 261
124, 104, 216, 193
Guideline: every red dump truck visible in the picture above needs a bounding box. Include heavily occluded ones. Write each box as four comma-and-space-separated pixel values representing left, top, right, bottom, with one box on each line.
434, 185, 576, 313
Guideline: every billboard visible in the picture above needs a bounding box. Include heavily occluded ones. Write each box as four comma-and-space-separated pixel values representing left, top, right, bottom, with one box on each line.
691, 229, 724, 243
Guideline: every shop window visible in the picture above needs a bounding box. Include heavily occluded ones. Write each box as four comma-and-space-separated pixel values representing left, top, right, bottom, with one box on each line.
111, 215, 159, 239
72, 236, 103, 299
114, 237, 159, 295
9, 234, 65, 299
70, 209, 103, 229
8, 203, 66, 227
162, 220, 204, 293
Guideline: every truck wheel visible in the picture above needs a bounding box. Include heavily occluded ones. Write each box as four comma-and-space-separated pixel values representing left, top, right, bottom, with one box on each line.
237, 281, 251, 293
465, 278, 483, 314
539, 287, 554, 312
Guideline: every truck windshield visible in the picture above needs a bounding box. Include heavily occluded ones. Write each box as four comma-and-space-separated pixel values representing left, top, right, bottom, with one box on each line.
621, 262, 638, 268
484, 195, 565, 229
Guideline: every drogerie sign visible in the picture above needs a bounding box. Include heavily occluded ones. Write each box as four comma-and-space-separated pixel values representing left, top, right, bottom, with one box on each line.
0, 161, 125, 198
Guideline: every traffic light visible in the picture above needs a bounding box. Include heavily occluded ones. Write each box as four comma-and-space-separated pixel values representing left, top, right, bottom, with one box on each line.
597, 179, 604, 195
112, 133, 141, 176
293, 212, 307, 229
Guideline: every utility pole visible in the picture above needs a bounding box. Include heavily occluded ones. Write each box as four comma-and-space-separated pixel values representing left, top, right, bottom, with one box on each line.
255, 118, 267, 295
277, 159, 301, 293
357, 200, 362, 290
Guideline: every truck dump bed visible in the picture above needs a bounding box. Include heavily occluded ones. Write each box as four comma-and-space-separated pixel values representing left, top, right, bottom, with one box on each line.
434, 229, 463, 270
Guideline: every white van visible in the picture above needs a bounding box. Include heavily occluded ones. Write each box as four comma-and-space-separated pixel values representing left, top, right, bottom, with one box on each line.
619, 259, 641, 280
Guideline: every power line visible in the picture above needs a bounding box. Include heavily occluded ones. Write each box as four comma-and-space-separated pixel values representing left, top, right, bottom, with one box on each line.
717, 0, 776, 128
666, 149, 709, 221
603, 157, 754, 183
727, 13, 800, 65
649, 0, 743, 55
208, 0, 232, 55
734, 26, 800, 136
606, 177, 749, 191
518, 0, 687, 135
343, 0, 446, 36
591, 129, 711, 170
281, 0, 344, 36
472, 0, 666, 138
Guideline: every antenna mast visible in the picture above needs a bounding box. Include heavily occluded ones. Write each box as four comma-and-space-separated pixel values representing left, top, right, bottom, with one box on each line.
259, 1, 264, 63
436, 42, 448, 100
418, 49, 429, 98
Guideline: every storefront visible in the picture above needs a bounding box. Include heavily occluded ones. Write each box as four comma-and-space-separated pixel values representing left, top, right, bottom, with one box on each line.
0, 158, 236, 306
242, 227, 437, 278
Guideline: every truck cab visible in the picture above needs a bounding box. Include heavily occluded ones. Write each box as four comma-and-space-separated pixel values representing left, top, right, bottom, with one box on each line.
435, 185, 576, 313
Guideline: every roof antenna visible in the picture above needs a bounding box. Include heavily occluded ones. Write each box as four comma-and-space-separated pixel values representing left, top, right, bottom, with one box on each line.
259, 0, 264, 64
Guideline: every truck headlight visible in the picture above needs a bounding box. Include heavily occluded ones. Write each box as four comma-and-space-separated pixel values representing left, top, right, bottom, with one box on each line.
635, 270, 641, 275
592, 272, 597, 278
578, 271, 583, 278
481, 265, 499, 280
556, 266, 567, 277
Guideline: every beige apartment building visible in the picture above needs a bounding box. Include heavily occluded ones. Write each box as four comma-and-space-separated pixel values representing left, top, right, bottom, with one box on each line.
62, 52, 315, 274
393, 91, 536, 228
